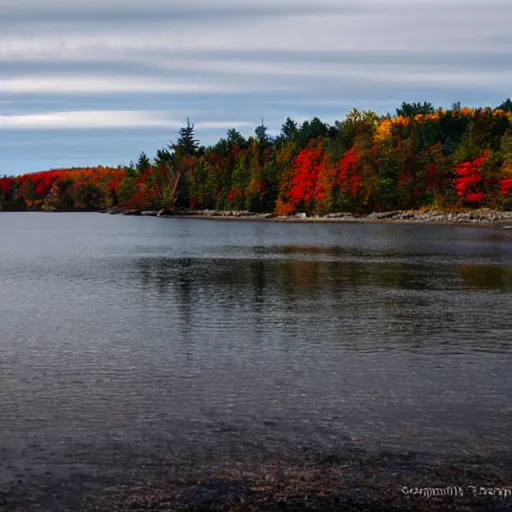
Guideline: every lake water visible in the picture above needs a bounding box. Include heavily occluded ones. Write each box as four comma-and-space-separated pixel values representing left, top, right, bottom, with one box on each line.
1, 213, 512, 490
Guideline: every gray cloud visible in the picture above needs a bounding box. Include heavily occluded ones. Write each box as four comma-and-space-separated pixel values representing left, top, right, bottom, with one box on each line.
0, 110, 254, 130
1, 0, 368, 23
1, 0, 511, 175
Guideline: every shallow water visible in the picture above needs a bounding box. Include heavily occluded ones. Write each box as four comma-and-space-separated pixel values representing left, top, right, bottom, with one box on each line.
1, 213, 511, 482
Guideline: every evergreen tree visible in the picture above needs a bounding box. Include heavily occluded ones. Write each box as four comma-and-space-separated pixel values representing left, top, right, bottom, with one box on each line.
452, 101, 462, 112
227, 129, 246, 151
281, 117, 298, 140
154, 148, 173, 167
136, 152, 151, 173
255, 118, 268, 143
497, 98, 512, 112
396, 102, 435, 117
172, 118, 200, 156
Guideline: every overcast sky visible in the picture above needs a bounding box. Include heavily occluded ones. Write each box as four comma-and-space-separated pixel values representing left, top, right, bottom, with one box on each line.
1, 0, 511, 175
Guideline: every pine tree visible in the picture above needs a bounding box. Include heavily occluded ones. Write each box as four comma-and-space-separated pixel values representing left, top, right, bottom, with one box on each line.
281, 117, 298, 140
172, 118, 200, 156
396, 102, 435, 117
226, 129, 246, 152
255, 118, 268, 143
136, 152, 151, 173
497, 98, 512, 112
154, 148, 172, 167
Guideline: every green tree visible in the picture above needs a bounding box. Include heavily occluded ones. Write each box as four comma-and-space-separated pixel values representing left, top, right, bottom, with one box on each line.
281, 117, 298, 140
255, 118, 268, 143
497, 98, 512, 112
154, 148, 173, 167
136, 152, 151, 173
172, 118, 200, 156
396, 102, 435, 117
231, 153, 250, 210
227, 129, 247, 151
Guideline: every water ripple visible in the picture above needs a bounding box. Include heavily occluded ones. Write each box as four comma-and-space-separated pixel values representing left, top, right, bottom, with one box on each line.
0, 213, 511, 469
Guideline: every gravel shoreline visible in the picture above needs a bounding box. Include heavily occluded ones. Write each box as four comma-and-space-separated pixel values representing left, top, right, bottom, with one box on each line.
106, 208, 512, 229
3, 450, 512, 511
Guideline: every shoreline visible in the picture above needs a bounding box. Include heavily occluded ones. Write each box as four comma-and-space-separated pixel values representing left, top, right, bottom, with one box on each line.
106, 208, 512, 229
3, 447, 512, 511
168, 214, 512, 230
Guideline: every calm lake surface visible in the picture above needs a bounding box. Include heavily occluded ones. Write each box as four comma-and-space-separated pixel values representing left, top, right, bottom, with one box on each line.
1, 213, 512, 485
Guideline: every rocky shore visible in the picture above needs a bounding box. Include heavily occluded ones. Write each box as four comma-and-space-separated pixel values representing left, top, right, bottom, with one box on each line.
103, 206, 512, 228
3, 450, 512, 511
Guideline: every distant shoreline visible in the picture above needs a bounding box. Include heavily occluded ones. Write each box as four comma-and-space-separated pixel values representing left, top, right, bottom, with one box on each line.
108, 208, 512, 229
167, 214, 512, 229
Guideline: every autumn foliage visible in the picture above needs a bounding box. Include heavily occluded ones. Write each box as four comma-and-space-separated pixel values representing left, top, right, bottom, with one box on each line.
2, 102, 512, 213
0, 168, 125, 211
454, 151, 490, 205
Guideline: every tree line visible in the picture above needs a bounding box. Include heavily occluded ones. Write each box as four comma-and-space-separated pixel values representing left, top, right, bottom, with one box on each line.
1, 100, 512, 213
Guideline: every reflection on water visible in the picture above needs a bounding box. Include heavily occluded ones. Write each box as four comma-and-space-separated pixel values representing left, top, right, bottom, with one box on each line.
130, 256, 512, 354
0, 213, 511, 475
458, 264, 512, 289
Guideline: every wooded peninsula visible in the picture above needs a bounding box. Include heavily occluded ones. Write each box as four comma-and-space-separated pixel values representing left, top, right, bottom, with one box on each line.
2, 100, 512, 216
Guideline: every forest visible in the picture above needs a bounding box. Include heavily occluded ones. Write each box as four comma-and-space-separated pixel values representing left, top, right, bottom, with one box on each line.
1, 100, 512, 214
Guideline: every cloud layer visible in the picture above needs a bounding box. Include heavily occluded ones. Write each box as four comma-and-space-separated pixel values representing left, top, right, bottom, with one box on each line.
1, 0, 511, 174
0, 111, 253, 130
